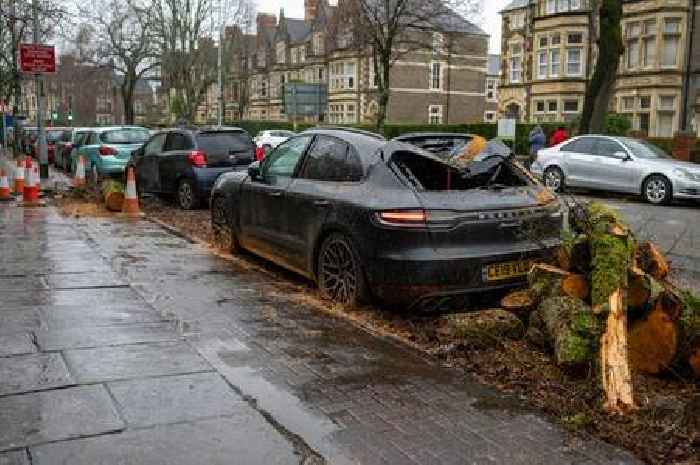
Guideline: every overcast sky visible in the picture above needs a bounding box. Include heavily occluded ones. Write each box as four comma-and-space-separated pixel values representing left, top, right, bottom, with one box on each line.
254, 0, 508, 54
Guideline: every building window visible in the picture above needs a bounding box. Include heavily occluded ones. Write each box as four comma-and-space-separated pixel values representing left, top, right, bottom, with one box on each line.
432, 32, 444, 55
330, 61, 356, 90
430, 62, 442, 90
276, 42, 286, 64
551, 33, 560, 45
318, 67, 325, 81
536, 101, 545, 113
428, 105, 443, 124
546, 0, 556, 14
659, 95, 675, 110
662, 18, 681, 67
313, 33, 324, 55
563, 100, 579, 113
548, 100, 558, 113
621, 96, 635, 111
486, 78, 497, 101
260, 79, 267, 97
539, 36, 548, 48
328, 103, 357, 124
642, 20, 657, 68
657, 113, 674, 137
550, 49, 560, 76
567, 33, 583, 44
538, 51, 548, 79
566, 48, 582, 75
484, 111, 496, 122
369, 60, 378, 88
510, 43, 522, 83
639, 96, 651, 109
510, 13, 524, 30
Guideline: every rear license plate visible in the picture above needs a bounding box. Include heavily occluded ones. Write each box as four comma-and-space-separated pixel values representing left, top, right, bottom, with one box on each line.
483, 260, 535, 282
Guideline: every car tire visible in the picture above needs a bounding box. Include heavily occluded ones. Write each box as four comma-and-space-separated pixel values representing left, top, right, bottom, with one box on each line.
543, 166, 565, 192
642, 175, 672, 205
317, 232, 370, 307
211, 195, 239, 253
177, 178, 199, 210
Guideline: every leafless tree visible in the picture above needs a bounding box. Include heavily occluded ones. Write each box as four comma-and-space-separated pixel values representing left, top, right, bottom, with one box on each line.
0, 0, 66, 113
74, 0, 160, 124
337, 0, 482, 130
151, 0, 253, 122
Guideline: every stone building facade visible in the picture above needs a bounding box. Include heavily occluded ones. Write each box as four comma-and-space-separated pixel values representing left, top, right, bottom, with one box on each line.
232, 0, 489, 125
498, 0, 695, 138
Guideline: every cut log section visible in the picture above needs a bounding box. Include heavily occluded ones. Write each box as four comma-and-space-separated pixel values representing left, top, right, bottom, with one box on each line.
561, 274, 590, 301
627, 268, 664, 310
628, 304, 679, 375
528, 264, 589, 302
637, 242, 670, 281
501, 290, 535, 312
101, 179, 125, 212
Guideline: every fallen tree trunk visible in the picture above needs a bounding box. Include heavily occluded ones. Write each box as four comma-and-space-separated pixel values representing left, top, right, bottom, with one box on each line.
628, 299, 679, 375
628, 267, 664, 310
528, 264, 589, 302
101, 179, 125, 212
501, 290, 535, 312
586, 203, 636, 412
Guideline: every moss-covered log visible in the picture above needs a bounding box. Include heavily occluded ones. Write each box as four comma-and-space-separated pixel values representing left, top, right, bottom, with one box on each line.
636, 242, 670, 281
678, 290, 700, 378
628, 267, 664, 311
438, 310, 525, 350
530, 296, 599, 370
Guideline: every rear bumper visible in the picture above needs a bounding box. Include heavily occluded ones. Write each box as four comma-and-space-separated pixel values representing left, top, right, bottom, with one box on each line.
99, 159, 129, 176
366, 242, 558, 308
193, 166, 244, 196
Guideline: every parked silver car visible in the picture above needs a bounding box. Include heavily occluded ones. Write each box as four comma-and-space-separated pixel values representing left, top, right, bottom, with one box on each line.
531, 135, 700, 204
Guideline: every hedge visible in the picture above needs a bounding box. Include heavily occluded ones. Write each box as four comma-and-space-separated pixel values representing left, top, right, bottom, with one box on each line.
228, 120, 571, 155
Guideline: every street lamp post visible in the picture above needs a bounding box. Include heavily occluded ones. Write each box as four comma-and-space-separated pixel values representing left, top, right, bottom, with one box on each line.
32, 0, 48, 180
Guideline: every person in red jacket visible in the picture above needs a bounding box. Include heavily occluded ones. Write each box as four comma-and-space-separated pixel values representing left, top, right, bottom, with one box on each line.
550, 126, 569, 146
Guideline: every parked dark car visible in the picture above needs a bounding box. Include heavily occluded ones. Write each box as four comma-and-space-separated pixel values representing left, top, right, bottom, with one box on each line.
210, 128, 562, 308
392, 132, 475, 160
129, 127, 255, 209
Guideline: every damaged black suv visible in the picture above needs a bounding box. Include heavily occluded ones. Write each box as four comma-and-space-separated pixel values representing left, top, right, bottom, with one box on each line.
211, 128, 562, 309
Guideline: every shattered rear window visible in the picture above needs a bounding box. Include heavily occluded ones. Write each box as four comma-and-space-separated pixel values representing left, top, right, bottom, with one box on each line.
390, 150, 529, 191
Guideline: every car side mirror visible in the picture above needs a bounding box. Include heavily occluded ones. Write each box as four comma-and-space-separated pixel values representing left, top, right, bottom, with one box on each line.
248, 161, 261, 180
615, 151, 631, 161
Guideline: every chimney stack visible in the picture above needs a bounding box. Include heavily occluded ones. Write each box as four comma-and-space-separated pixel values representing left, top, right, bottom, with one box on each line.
304, 0, 318, 21
256, 12, 277, 32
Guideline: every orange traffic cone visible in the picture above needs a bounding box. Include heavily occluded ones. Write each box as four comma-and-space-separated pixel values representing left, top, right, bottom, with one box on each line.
74, 155, 86, 188
23, 158, 40, 205
122, 165, 141, 217
13, 159, 24, 195
0, 168, 12, 201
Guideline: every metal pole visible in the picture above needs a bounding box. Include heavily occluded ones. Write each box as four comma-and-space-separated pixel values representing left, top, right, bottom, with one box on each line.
217, 0, 224, 127
33, 0, 48, 180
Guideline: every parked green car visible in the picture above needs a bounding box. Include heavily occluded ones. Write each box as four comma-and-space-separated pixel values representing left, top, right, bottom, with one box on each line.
71, 126, 150, 183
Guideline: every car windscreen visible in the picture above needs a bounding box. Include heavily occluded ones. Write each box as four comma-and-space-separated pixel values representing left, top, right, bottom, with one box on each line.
100, 128, 150, 144
620, 138, 672, 159
196, 131, 253, 154
47, 130, 64, 142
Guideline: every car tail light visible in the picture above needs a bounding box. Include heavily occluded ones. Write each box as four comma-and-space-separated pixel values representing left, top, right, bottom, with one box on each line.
376, 210, 427, 228
255, 146, 265, 162
188, 150, 207, 167
99, 145, 118, 156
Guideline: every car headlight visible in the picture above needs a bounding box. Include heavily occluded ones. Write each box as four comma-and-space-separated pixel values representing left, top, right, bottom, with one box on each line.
673, 168, 700, 181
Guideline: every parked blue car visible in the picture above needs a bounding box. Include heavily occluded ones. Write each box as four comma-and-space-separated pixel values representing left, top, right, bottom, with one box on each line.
71, 126, 150, 183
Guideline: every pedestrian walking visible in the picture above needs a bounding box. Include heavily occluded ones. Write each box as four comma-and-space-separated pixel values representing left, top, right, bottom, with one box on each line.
528, 125, 546, 166
550, 126, 569, 147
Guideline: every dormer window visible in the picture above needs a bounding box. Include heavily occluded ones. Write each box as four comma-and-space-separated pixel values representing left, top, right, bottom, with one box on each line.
276, 41, 286, 64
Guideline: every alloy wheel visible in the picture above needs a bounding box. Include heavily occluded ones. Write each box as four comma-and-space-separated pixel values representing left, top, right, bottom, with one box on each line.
645, 177, 669, 204
318, 236, 359, 305
544, 168, 563, 192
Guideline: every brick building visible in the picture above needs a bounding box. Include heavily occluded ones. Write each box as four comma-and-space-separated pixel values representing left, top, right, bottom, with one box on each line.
21, 54, 162, 127
498, 0, 695, 138
231, 0, 489, 125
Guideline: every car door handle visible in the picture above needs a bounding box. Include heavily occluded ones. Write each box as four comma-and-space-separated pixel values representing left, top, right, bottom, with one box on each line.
314, 200, 330, 207
267, 191, 282, 197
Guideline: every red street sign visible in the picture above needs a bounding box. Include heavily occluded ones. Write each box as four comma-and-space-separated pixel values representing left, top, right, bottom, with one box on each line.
19, 44, 56, 74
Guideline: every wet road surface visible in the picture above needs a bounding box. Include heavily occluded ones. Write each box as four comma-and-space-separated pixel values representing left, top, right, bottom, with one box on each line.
0, 203, 642, 464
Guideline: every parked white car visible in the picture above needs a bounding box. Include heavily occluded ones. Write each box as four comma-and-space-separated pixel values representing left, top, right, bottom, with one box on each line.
254, 130, 295, 151
531, 135, 700, 205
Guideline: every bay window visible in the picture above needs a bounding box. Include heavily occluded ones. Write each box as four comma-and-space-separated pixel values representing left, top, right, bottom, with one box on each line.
566, 48, 582, 75
662, 18, 681, 67
330, 61, 356, 90
538, 51, 548, 79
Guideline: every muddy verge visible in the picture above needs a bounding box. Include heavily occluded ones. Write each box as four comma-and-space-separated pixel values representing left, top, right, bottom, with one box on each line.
53, 193, 699, 465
